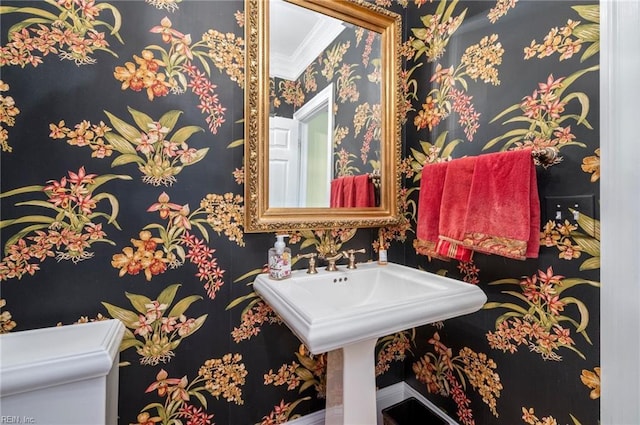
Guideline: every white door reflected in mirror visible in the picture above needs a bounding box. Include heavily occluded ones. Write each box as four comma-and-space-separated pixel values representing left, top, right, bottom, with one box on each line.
269, 84, 334, 208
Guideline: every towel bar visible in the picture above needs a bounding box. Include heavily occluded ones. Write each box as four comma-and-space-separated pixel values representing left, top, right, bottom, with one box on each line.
531, 147, 559, 168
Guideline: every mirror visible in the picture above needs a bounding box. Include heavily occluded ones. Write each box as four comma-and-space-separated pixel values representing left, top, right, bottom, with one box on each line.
245, 0, 402, 232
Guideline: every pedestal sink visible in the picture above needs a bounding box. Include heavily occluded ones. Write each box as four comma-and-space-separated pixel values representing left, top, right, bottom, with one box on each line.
253, 261, 486, 425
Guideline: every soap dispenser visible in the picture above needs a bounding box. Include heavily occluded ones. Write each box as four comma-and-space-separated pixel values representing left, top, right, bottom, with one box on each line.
268, 234, 292, 280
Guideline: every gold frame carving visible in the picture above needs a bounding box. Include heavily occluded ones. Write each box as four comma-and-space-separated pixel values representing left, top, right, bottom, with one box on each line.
244, 0, 402, 232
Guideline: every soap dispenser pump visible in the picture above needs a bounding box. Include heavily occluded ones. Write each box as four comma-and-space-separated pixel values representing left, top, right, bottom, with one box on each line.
268, 234, 292, 280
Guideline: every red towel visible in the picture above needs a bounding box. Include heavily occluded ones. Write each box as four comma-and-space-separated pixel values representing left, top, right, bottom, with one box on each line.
462, 148, 540, 260
330, 178, 344, 208
342, 176, 356, 207
415, 162, 450, 260
354, 174, 374, 207
436, 157, 475, 261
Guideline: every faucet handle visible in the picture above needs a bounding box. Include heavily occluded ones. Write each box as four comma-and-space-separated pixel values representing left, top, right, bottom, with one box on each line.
296, 253, 318, 274
342, 248, 367, 269
324, 252, 344, 271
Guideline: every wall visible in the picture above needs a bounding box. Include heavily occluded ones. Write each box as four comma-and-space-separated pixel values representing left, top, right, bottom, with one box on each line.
400, 1, 600, 424
0, 1, 393, 424
0, 1, 600, 425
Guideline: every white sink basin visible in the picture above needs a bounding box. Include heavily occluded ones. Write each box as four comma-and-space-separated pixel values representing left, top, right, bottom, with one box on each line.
254, 261, 487, 355
255, 261, 486, 424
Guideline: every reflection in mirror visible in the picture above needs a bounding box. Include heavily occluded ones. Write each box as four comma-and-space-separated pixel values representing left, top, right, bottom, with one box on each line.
268, 0, 382, 209
245, 0, 402, 232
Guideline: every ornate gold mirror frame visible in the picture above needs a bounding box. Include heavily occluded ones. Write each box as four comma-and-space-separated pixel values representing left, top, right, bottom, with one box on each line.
244, 0, 402, 232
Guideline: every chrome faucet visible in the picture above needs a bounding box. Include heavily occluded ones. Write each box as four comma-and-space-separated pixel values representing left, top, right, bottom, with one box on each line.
324, 252, 344, 271
342, 248, 367, 269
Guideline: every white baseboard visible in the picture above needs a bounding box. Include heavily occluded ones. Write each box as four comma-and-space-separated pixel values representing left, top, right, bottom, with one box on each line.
286, 381, 459, 425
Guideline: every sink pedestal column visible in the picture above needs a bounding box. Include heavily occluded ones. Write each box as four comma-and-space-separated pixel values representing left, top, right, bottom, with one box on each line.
325, 338, 378, 425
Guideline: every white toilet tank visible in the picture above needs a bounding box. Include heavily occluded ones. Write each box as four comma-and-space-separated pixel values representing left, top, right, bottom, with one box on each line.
0, 320, 125, 425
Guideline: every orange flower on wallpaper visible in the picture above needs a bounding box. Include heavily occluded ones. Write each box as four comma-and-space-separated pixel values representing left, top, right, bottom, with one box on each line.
50, 107, 209, 187
412, 332, 502, 424
0, 299, 16, 333
114, 17, 243, 134
410, 0, 466, 62
414, 33, 504, 140
580, 366, 600, 399
0, 80, 19, 152
485, 66, 598, 164
524, 5, 599, 63
102, 284, 206, 366
0, 168, 130, 281
485, 267, 600, 361
111, 192, 243, 298
132, 353, 246, 424
581, 148, 600, 182
0, 0, 123, 67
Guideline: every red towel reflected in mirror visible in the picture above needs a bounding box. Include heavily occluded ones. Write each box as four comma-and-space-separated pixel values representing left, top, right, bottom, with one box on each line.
330, 175, 375, 207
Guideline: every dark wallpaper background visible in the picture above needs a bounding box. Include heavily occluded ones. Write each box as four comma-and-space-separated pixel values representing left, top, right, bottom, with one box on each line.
0, 1, 600, 424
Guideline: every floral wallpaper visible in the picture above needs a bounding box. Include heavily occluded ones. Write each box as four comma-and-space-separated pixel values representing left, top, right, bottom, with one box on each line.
0, 1, 599, 425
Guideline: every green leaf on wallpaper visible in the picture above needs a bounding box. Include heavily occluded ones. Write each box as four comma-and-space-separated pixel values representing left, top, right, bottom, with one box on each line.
483, 302, 529, 315
159, 110, 183, 132
557, 65, 599, 98
298, 380, 316, 393
111, 153, 144, 167
483, 128, 529, 151
574, 211, 600, 240
561, 297, 589, 332
8, 18, 50, 36
572, 233, 599, 257
0, 184, 44, 198
569, 414, 582, 425
92, 193, 121, 223
581, 41, 600, 63
296, 352, 316, 372
14, 200, 59, 211
95, 2, 123, 34
488, 278, 520, 285
170, 125, 204, 144
299, 239, 318, 250
127, 107, 154, 131
102, 302, 139, 327
440, 139, 462, 159
579, 257, 600, 271
89, 174, 133, 192
157, 283, 182, 306
572, 5, 599, 23
562, 92, 590, 125
196, 53, 212, 76
442, 0, 459, 22
104, 132, 136, 153
190, 220, 210, 243
573, 23, 599, 43
168, 295, 203, 317
232, 268, 264, 284
189, 314, 208, 336
495, 311, 525, 327
3, 224, 50, 254
125, 292, 153, 314
556, 278, 601, 293
0, 215, 55, 229
192, 391, 208, 410
2, 6, 58, 21
119, 337, 143, 352
147, 44, 170, 63
227, 138, 244, 148
104, 111, 141, 143
184, 148, 209, 165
